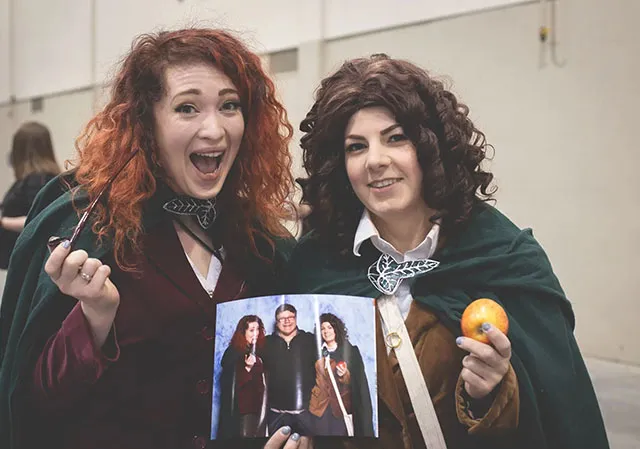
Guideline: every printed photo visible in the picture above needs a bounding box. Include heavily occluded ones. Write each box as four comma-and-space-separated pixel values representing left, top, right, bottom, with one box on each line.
211, 294, 378, 440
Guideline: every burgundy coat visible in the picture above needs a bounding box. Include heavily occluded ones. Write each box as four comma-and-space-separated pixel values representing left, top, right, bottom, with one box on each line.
23, 218, 290, 449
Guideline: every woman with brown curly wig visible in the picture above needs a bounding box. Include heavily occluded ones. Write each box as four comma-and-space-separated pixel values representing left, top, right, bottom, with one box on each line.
288, 54, 608, 449
308, 313, 372, 437
0, 29, 300, 449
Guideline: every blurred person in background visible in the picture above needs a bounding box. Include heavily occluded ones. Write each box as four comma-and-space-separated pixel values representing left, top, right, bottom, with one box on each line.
0, 122, 61, 270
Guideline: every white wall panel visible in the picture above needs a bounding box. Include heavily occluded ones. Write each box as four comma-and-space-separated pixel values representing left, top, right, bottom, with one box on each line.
13, 0, 92, 99
95, 0, 299, 83
0, 0, 11, 103
9, 0, 536, 96
11, 89, 94, 167
324, 0, 530, 39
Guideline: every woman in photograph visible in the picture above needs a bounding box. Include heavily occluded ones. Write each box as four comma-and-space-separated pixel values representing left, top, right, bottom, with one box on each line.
219, 315, 268, 438
309, 313, 373, 437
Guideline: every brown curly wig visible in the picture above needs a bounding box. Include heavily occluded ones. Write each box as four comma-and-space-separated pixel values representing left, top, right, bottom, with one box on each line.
299, 54, 495, 255
318, 313, 349, 347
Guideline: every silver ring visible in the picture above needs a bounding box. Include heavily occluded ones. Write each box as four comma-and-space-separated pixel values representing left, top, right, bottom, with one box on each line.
79, 272, 92, 283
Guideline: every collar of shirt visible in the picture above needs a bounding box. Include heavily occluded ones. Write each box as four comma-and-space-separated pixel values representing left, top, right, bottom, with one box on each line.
322, 341, 338, 352
352, 209, 440, 262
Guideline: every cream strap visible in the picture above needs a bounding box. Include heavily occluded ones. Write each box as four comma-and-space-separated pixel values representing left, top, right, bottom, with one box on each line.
325, 357, 348, 417
377, 294, 447, 449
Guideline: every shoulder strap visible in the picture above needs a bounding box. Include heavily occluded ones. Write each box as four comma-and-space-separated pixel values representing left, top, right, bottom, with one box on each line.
377, 294, 447, 449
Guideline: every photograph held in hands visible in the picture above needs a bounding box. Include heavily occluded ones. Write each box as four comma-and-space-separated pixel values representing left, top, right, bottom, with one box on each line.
211, 294, 378, 440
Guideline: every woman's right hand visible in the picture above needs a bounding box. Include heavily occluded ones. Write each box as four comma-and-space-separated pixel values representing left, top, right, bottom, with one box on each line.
45, 239, 120, 346
245, 353, 257, 369
264, 427, 313, 449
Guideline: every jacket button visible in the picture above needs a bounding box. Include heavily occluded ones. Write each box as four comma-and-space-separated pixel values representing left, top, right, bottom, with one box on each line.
196, 379, 210, 395
192, 435, 207, 449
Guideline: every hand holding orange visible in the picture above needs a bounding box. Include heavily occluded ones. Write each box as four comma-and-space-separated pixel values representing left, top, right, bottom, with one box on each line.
460, 298, 509, 344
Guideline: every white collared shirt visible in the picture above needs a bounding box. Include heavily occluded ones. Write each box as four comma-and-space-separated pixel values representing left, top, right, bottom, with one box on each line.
185, 251, 223, 298
353, 210, 440, 320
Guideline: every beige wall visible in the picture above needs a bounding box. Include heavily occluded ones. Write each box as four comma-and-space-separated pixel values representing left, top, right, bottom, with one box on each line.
0, 89, 95, 173
1, 0, 637, 364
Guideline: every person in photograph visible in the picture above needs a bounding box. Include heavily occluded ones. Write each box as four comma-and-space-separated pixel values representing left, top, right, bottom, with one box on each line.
219, 315, 268, 438
263, 304, 317, 436
309, 313, 373, 437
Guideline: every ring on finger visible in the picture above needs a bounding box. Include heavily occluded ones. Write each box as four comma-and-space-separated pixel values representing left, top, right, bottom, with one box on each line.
79, 272, 93, 283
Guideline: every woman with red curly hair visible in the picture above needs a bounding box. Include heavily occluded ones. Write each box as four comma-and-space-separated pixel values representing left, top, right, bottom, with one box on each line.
0, 29, 297, 449
218, 315, 267, 439
288, 54, 608, 449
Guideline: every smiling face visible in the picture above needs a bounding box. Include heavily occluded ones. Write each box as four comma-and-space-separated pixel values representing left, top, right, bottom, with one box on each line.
344, 106, 429, 222
244, 321, 260, 345
321, 322, 336, 345
276, 310, 297, 337
153, 63, 245, 199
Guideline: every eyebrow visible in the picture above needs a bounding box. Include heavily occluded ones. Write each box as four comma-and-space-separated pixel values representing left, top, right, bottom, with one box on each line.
173, 88, 201, 101
345, 123, 401, 140
172, 87, 240, 101
219, 88, 239, 97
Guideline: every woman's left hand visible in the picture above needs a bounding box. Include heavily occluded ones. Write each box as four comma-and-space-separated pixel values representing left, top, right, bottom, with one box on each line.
336, 361, 348, 377
263, 427, 314, 449
456, 323, 511, 400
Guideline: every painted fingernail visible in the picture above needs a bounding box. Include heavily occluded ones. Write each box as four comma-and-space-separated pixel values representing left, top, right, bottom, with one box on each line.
281, 426, 291, 435
482, 322, 492, 332
62, 240, 71, 249
290, 433, 300, 441
456, 337, 463, 346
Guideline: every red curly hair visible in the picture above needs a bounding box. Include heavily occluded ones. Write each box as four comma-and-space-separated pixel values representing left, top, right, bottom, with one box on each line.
230, 315, 266, 353
72, 28, 293, 270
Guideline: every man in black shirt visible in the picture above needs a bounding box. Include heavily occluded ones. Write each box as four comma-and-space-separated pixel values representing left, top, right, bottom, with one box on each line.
263, 304, 317, 436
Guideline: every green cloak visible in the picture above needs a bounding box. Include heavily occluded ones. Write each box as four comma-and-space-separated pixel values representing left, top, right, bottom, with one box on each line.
0, 174, 294, 449
288, 204, 609, 449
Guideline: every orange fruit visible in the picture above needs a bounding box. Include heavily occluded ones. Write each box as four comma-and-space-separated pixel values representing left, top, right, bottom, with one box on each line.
460, 298, 509, 344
